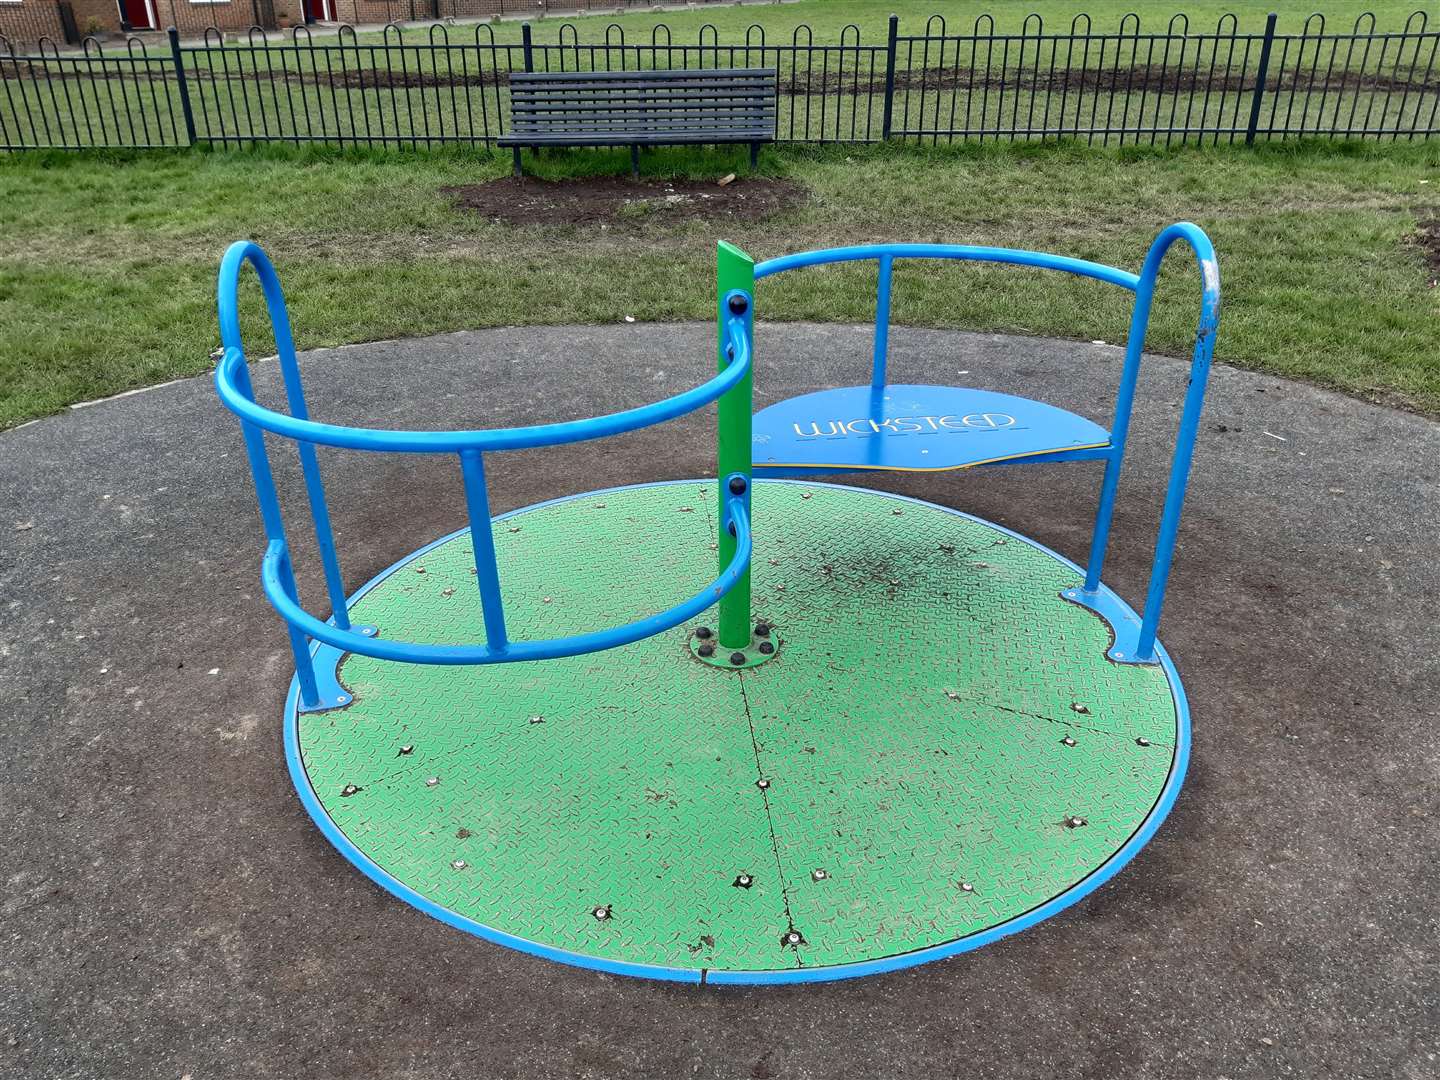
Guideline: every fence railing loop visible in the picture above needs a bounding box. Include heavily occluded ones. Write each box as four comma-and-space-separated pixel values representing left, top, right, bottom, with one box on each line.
2, 10, 1437, 151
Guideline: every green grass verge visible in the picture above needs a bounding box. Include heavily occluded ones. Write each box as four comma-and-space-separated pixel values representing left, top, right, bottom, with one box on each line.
361, 2, 1431, 42
2, 137, 1438, 428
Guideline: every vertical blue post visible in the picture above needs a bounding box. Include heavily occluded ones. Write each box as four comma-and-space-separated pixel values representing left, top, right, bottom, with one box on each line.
458, 448, 510, 655
228, 356, 321, 708
1082, 289, 1152, 594
1083, 222, 1220, 663
218, 241, 351, 633
871, 253, 894, 394
1136, 330, 1214, 659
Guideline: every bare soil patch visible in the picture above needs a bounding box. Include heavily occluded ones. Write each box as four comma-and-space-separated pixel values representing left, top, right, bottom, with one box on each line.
1411, 219, 1440, 285
441, 175, 805, 227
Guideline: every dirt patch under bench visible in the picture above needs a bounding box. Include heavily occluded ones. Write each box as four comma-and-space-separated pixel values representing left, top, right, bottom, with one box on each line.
441, 175, 805, 227
1411, 219, 1440, 285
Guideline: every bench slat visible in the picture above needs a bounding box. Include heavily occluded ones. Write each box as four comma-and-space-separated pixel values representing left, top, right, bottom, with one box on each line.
510, 113, 775, 127
512, 92, 775, 106
509, 67, 777, 82
498, 133, 776, 147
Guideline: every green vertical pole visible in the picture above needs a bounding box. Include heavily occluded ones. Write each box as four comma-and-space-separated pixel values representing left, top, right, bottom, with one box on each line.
716, 240, 755, 651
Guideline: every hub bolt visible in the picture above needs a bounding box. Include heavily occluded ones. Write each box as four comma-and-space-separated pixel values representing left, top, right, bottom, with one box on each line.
730, 652, 746, 666
698, 643, 716, 657
754, 623, 771, 637
695, 626, 713, 639
758, 642, 774, 655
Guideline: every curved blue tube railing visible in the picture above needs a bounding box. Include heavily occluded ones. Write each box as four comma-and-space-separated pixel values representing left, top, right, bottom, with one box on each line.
749, 228, 1221, 664
215, 241, 755, 707
260, 500, 751, 667
220, 225, 1218, 703
754, 241, 1142, 291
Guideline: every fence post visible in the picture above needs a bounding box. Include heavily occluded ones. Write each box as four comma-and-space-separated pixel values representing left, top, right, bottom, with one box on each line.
1245, 12, 1278, 146
168, 27, 198, 147
881, 14, 899, 140
521, 21, 534, 73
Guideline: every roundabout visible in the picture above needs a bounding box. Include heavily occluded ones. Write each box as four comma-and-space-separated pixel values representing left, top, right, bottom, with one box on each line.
215, 226, 1218, 983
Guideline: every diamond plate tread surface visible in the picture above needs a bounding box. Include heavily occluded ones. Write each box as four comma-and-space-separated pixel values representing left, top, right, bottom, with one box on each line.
297, 481, 1181, 975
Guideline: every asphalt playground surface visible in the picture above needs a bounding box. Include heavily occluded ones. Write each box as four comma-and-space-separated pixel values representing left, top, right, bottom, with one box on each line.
2, 322, 1437, 1079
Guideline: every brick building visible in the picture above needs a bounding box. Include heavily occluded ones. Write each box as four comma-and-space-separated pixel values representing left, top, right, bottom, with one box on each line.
2, 0, 720, 49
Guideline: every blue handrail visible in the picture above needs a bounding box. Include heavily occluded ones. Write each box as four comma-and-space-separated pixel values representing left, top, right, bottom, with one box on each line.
754, 243, 1142, 290
750, 230, 1220, 664
216, 241, 756, 708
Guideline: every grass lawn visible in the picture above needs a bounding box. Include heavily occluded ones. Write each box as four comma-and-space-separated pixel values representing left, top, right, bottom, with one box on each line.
385, 2, 1430, 41
2, 137, 1438, 428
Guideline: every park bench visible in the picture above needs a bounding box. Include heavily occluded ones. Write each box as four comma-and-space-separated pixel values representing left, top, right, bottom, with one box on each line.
497, 68, 778, 178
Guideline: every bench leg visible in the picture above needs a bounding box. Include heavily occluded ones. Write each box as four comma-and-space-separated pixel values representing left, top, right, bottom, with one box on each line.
631, 144, 640, 179
512, 147, 523, 179
750, 142, 759, 171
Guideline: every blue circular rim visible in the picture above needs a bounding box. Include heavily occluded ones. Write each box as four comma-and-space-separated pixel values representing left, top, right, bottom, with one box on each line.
282, 479, 1191, 986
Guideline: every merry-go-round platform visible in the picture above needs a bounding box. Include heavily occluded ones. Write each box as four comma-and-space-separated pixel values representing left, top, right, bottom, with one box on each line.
290, 479, 1185, 983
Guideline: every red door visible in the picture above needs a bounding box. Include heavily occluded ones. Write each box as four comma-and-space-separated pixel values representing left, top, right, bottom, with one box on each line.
117, 0, 156, 31
304, 0, 334, 21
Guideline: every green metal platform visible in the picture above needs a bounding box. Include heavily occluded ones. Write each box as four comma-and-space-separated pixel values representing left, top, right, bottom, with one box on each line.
293, 480, 1183, 981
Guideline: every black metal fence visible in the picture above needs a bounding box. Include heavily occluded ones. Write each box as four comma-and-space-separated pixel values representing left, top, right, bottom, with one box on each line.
2, 10, 1438, 152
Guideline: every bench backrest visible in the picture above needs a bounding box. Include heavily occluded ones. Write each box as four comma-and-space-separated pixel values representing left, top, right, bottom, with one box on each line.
507, 68, 778, 141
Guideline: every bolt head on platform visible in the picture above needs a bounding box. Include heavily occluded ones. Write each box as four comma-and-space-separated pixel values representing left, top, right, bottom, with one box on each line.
425, 776, 440, 788
781, 929, 805, 947
959, 881, 975, 893
754, 623, 771, 637
733, 873, 754, 888
811, 868, 828, 882
1136, 737, 1152, 747
398, 744, 415, 755
695, 626, 713, 639
340, 784, 360, 797
1071, 703, 1091, 715
451, 859, 468, 870
756, 778, 771, 790
592, 905, 611, 921
730, 652, 747, 666
1066, 816, 1087, 829
1061, 736, 1077, 747
698, 643, 716, 657
758, 642, 774, 655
